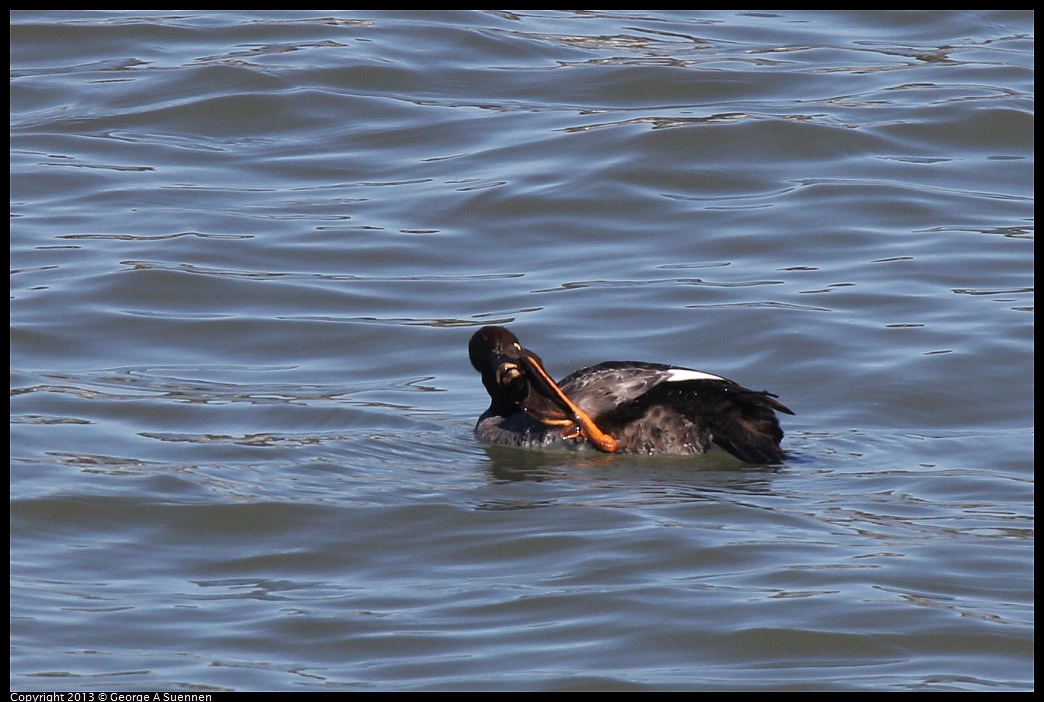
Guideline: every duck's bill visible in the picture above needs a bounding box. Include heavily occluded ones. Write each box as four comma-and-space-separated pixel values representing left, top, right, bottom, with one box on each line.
514, 350, 619, 453
494, 359, 572, 425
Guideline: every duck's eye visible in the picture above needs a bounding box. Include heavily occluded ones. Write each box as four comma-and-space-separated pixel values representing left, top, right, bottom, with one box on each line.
513, 343, 522, 351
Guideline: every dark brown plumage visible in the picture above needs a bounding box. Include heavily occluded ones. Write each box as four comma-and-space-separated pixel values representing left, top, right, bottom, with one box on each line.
469, 326, 793, 464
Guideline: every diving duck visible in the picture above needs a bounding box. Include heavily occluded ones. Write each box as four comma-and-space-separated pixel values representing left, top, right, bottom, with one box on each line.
468, 325, 793, 464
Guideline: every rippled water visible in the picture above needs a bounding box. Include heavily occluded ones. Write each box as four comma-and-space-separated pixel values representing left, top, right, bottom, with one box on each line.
10, 10, 1033, 691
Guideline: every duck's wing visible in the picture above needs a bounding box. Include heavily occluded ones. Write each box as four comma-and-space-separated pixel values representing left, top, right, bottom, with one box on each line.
559, 361, 719, 417
562, 361, 794, 464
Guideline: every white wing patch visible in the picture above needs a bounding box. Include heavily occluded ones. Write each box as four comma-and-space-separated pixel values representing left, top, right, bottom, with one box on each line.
666, 368, 724, 383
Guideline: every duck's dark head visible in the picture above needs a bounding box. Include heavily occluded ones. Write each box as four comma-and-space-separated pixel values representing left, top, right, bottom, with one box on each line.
468, 326, 620, 453
469, 326, 559, 417
468, 325, 524, 374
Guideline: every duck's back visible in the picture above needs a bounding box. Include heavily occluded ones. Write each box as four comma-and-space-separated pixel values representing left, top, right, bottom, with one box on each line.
560, 361, 791, 463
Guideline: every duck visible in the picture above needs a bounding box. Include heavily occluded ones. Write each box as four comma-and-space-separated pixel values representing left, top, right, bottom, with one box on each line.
468, 325, 793, 464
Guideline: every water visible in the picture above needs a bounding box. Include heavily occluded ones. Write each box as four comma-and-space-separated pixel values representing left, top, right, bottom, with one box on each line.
10, 10, 1033, 691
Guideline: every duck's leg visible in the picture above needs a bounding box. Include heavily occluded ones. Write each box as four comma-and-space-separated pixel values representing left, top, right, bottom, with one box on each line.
519, 351, 619, 453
